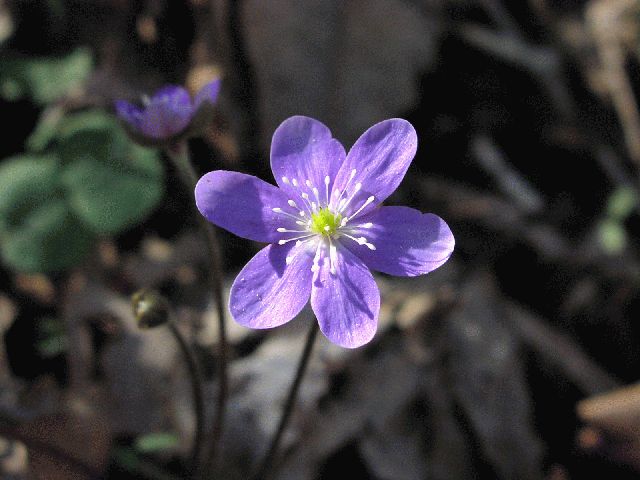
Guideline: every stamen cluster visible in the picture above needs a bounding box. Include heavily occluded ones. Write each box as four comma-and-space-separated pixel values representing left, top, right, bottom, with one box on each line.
272, 169, 376, 274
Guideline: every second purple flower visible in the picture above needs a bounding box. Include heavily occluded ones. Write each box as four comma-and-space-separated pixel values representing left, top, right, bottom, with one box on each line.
195, 116, 454, 348
115, 79, 221, 146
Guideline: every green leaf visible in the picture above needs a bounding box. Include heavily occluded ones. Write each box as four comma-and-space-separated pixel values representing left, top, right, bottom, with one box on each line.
0, 199, 94, 272
0, 154, 61, 232
26, 108, 66, 152
56, 109, 123, 142
134, 432, 180, 453
606, 186, 638, 220
598, 219, 627, 255
52, 110, 163, 235
0, 48, 92, 104
60, 137, 163, 235
0, 154, 94, 272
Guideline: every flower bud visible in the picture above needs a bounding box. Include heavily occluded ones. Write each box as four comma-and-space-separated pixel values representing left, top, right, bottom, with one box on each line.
131, 289, 170, 329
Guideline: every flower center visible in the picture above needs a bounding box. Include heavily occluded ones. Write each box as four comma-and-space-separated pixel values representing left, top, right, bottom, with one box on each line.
310, 208, 342, 236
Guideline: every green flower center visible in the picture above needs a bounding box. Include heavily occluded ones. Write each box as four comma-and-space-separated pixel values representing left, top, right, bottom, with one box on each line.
310, 208, 342, 236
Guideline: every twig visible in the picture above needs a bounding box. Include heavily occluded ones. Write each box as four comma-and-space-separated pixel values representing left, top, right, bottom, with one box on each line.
252, 321, 319, 480
471, 135, 545, 214
587, 0, 640, 168
504, 302, 621, 395
457, 2, 576, 120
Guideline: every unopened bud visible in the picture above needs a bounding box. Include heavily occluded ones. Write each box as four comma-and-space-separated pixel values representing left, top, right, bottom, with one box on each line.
131, 289, 170, 329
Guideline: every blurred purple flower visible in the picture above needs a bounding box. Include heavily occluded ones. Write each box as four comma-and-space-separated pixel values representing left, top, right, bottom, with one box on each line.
115, 79, 221, 145
195, 116, 454, 348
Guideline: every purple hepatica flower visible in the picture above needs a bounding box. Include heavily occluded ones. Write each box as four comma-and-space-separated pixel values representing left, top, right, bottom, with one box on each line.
195, 116, 454, 348
115, 79, 221, 146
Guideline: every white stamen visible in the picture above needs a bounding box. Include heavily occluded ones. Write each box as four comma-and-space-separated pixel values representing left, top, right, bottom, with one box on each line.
296, 220, 307, 226
292, 178, 299, 187
311, 202, 317, 210
324, 225, 330, 231
299, 211, 306, 216
328, 237, 338, 275
273, 207, 306, 223
332, 169, 357, 209
312, 187, 321, 206
282, 176, 290, 184
288, 200, 298, 208
299, 192, 315, 213
311, 240, 323, 273
347, 195, 375, 220
278, 233, 314, 245
342, 233, 376, 251
324, 176, 331, 205
337, 182, 362, 214
277, 227, 307, 233
305, 179, 313, 188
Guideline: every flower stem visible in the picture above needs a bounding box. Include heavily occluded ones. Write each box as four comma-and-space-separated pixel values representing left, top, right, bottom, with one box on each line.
167, 321, 205, 474
253, 321, 319, 480
166, 142, 229, 474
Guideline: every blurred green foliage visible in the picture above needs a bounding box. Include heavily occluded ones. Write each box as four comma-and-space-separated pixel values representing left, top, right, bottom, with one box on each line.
0, 48, 92, 104
598, 186, 638, 255
0, 110, 164, 272
134, 432, 180, 453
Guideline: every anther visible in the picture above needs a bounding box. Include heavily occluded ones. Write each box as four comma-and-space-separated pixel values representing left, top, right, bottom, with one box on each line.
292, 178, 299, 187
348, 195, 375, 219
282, 176, 290, 184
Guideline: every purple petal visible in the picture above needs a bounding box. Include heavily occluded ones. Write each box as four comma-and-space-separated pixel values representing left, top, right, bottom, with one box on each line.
311, 244, 380, 348
344, 206, 454, 276
195, 170, 293, 243
230, 243, 313, 328
331, 119, 417, 218
138, 86, 193, 139
115, 100, 144, 130
194, 78, 221, 108
270, 116, 346, 202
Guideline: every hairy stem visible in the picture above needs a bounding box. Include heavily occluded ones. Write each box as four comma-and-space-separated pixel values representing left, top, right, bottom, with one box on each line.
167, 142, 229, 476
253, 321, 319, 480
167, 321, 205, 473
